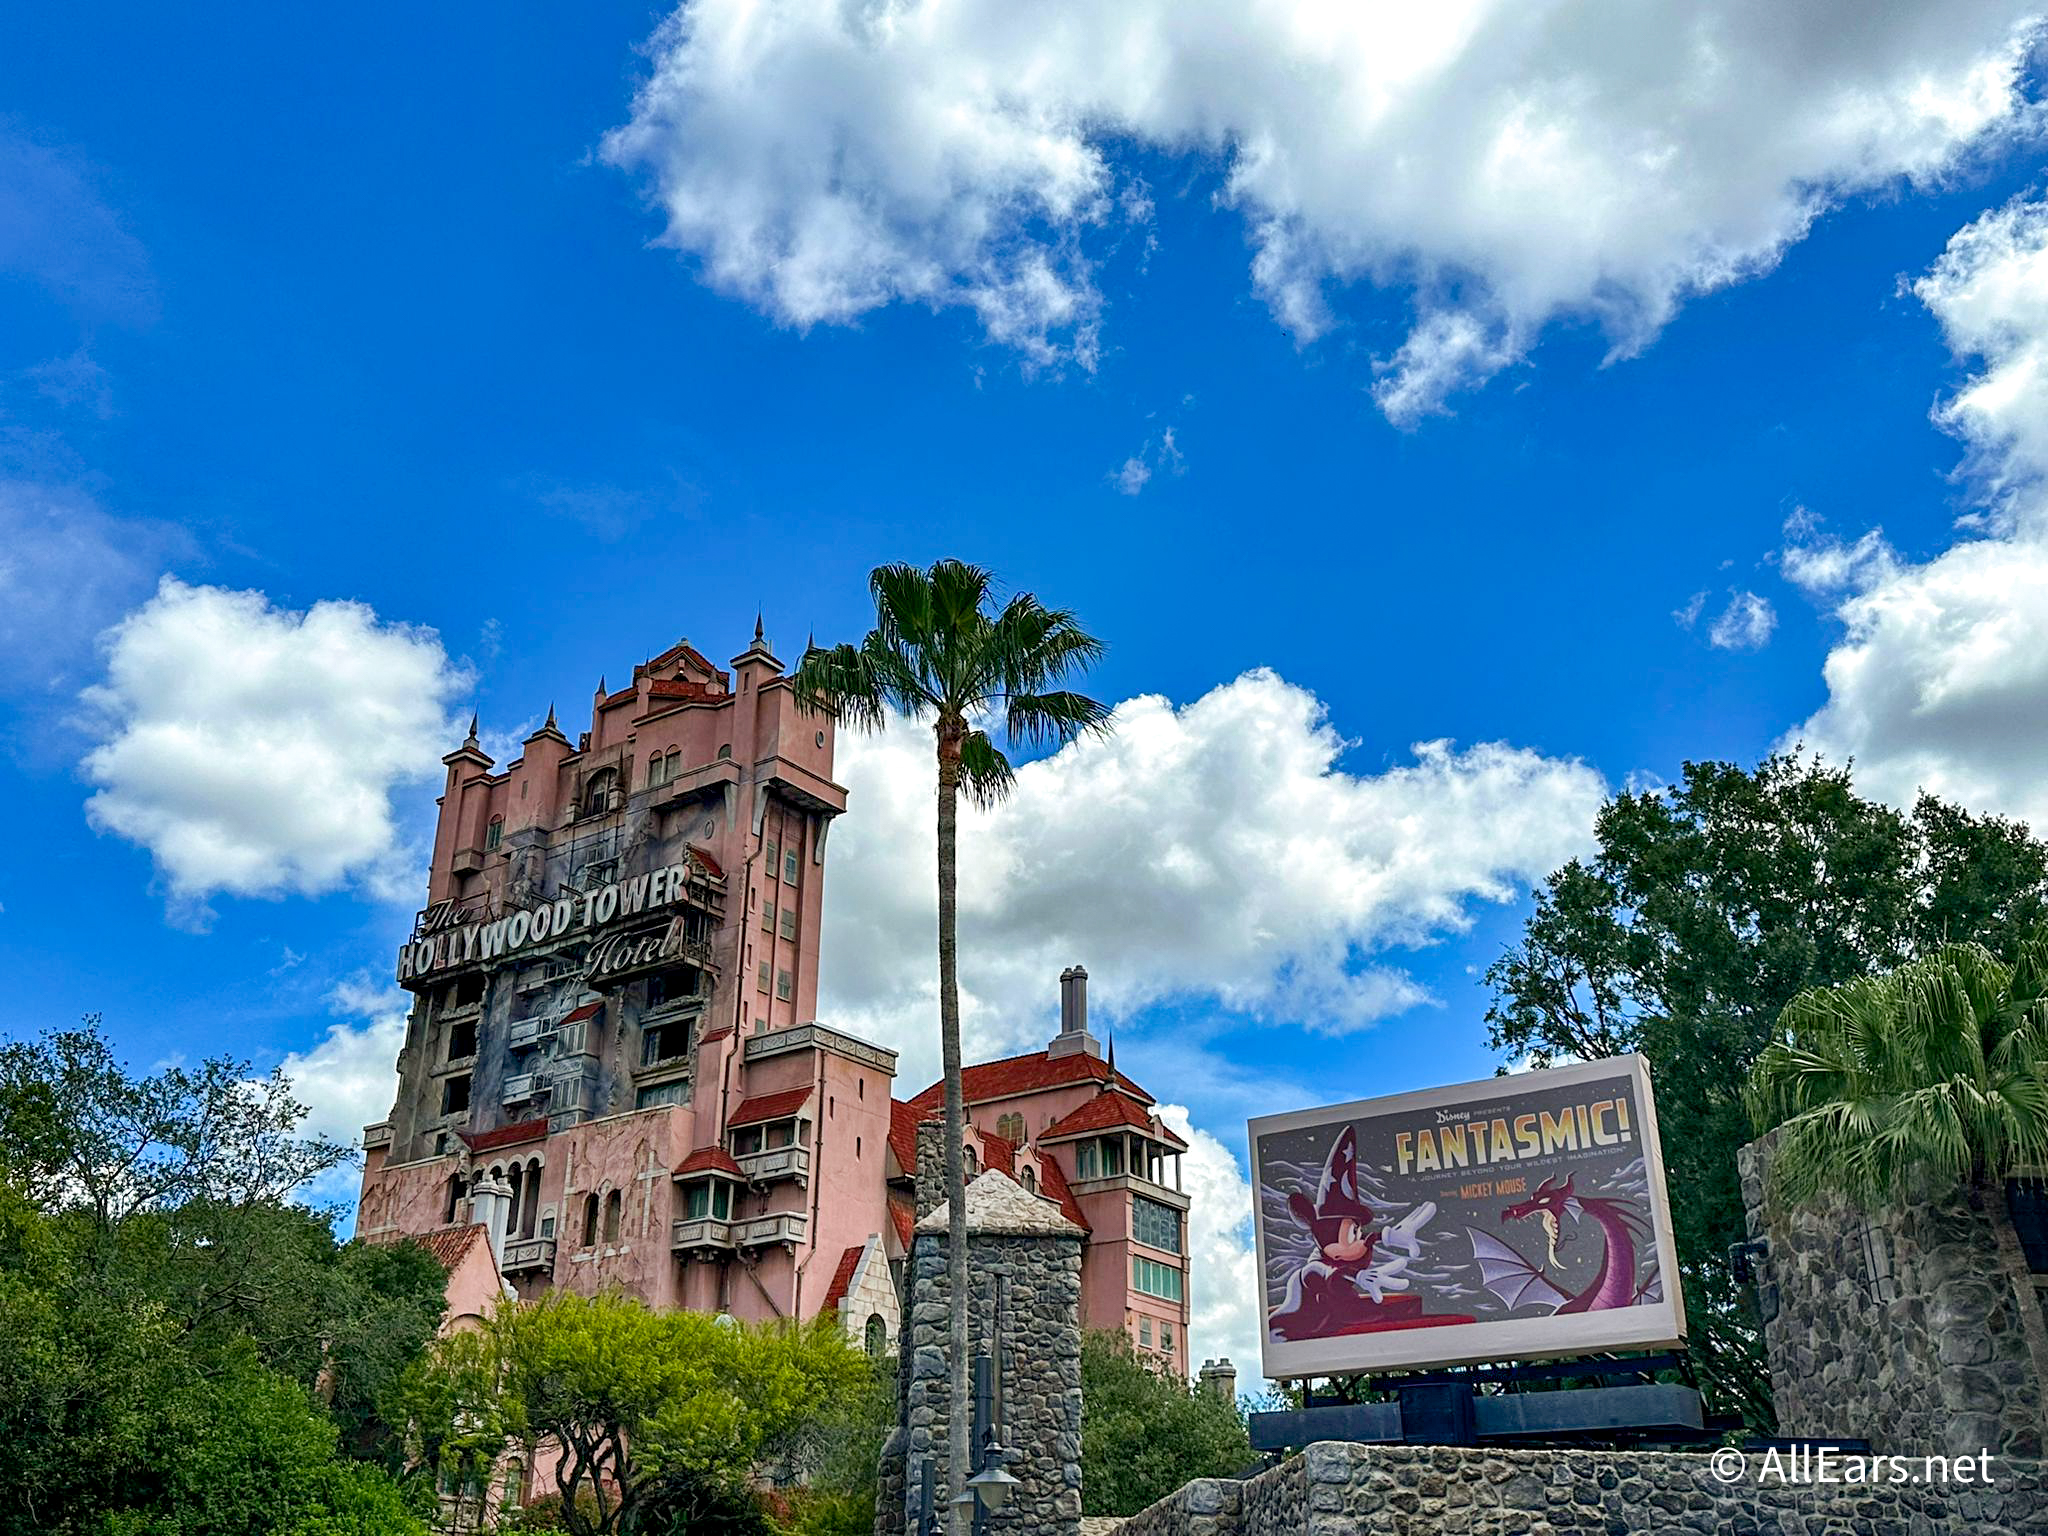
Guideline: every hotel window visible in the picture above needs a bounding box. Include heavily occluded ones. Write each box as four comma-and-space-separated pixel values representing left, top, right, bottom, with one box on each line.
602, 1189, 622, 1243
757, 961, 770, 993
717, 743, 732, 760
779, 905, 797, 940
446, 1017, 477, 1062
776, 968, 793, 1001
581, 1192, 599, 1246
442, 1074, 472, 1116
1139, 1317, 1153, 1348
1161, 1323, 1175, 1354
783, 848, 800, 883
1021, 1166, 1037, 1196
647, 966, 695, 1010
584, 768, 619, 817
637, 1081, 689, 1110
647, 752, 665, 787
664, 749, 680, 782
682, 1179, 732, 1220
761, 897, 775, 933
485, 815, 503, 850
1133, 1256, 1183, 1301
996, 1112, 1026, 1144
1076, 1142, 1098, 1179
732, 1125, 763, 1156
1133, 1197, 1182, 1254
641, 1020, 691, 1067
764, 838, 778, 870
1097, 1136, 1124, 1177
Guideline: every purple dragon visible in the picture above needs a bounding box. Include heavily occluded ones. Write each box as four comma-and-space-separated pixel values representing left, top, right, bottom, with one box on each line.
1464, 1173, 1660, 1314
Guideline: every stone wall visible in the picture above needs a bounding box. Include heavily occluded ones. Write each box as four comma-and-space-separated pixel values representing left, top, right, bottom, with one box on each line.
877, 1167, 1087, 1536
1738, 1133, 2047, 1459
1112, 1442, 2048, 1536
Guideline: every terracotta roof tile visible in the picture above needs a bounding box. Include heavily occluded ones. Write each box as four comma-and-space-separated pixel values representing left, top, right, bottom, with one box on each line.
675, 1146, 746, 1178
905, 1049, 1151, 1114
459, 1117, 550, 1153
888, 1194, 915, 1252
1035, 1153, 1091, 1233
688, 844, 726, 880
727, 1087, 812, 1127
888, 1099, 924, 1173
698, 1024, 735, 1045
975, 1129, 1016, 1176
1041, 1090, 1186, 1148
376, 1223, 491, 1271
820, 1243, 866, 1311
562, 1002, 601, 1024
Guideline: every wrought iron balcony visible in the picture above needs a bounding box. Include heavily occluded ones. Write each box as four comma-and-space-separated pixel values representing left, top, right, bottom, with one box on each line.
734, 1212, 807, 1248
502, 1237, 556, 1275
735, 1145, 811, 1186
507, 1016, 556, 1049
672, 1216, 736, 1252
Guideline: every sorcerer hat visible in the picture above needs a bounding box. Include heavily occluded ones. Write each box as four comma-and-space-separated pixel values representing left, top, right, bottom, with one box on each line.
1287, 1124, 1376, 1234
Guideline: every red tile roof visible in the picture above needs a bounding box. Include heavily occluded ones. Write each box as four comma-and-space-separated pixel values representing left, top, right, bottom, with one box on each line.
888, 1194, 915, 1252
378, 1223, 491, 1272
562, 1001, 601, 1024
889, 1099, 924, 1174
1041, 1090, 1187, 1148
904, 1049, 1151, 1114
975, 1129, 1016, 1176
698, 1024, 735, 1045
688, 844, 725, 879
727, 1087, 812, 1127
1034, 1151, 1091, 1233
675, 1146, 746, 1178
459, 1117, 551, 1153
647, 677, 723, 704
820, 1243, 866, 1311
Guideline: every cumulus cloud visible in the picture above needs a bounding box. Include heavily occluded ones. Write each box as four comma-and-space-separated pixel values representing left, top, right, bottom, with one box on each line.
817, 668, 1604, 1089
1785, 194, 2048, 827
605, 0, 2043, 418
280, 976, 409, 1208
1108, 426, 1184, 496
80, 579, 470, 923
1707, 590, 1776, 651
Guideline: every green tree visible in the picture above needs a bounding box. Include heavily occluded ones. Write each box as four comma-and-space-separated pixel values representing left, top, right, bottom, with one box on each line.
403, 1291, 867, 1536
793, 560, 1109, 1528
1080, 1332, 1251, 1517
1485, 755, 2048, 1422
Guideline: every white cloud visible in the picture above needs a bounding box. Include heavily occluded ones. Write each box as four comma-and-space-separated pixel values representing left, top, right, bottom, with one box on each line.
818, 668, 1604, 1089
1111, 455, 1150, 496
1108, 426, 1184, 496
1707, 590, 1776, 651
0, 482, 178, 692
605, 0, 2043, 417
1785, 194, 2048, 828
1158, 1104, 1262, 1381
80, 579, 470, 924
281, 976, 409, 1207
1672, 591, 1706, 631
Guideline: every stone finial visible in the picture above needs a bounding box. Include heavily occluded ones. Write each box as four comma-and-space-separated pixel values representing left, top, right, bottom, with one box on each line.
464, 711, 480, 745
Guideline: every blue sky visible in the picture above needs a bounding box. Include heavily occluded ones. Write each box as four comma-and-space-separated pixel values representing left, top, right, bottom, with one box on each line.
6, 4, 2048, 1366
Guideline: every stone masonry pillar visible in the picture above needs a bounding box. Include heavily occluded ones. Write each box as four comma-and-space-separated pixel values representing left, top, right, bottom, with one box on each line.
879, 1166, 1085, 1536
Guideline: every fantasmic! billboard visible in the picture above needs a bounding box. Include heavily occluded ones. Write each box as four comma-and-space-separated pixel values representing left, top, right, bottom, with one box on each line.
1248, 1054, 1686, 1379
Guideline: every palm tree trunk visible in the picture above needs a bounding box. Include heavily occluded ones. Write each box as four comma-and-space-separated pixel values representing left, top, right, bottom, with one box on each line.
936, 742, 972, 1535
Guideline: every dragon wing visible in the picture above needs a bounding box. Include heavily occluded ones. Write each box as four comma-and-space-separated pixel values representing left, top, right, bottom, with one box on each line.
1632, 1264, 1662, 1305
1464, 1227, 1571, 1313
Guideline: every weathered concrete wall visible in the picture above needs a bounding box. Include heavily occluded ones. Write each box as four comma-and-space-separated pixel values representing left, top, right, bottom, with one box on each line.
1739, 1133, 2047, 1460
1113, 1442, 2048, 1536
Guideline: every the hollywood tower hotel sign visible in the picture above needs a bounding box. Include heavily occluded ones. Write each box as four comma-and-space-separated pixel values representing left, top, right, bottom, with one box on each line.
354, 626, 906, 1343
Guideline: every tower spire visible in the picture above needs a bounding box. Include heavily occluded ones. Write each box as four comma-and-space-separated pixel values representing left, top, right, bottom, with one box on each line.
464, 711, 479, 745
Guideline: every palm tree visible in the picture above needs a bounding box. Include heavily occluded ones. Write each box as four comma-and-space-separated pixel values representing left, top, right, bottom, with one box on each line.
793, 560, 1108, 1527
1746, 934, 2048, 1410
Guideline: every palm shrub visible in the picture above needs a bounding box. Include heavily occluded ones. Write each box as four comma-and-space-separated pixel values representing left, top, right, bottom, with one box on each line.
1746, 934, 2048, 1399
794, 561, 1109, 1529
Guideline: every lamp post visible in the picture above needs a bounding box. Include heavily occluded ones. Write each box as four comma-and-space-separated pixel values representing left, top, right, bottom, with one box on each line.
949, 1278, 1019, 1533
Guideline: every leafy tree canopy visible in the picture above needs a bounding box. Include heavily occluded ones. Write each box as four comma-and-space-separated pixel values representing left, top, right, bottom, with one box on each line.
1485, 754, 2048, 1424
404, 1290, 868, 1536
1080, 1331, 1252, 1517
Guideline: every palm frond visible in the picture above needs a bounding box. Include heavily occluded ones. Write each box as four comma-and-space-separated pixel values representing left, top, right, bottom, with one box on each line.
1004, 689, 1111, 751
956, 731, 1016, 811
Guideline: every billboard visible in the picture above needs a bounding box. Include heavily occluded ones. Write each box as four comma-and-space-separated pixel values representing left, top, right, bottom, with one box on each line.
1249, 1054, 1685, 1379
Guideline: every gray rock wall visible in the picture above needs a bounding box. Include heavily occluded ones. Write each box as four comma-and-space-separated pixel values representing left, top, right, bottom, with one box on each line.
1113, 1442, 2048, 1536
1738, 1133, 2046, 1459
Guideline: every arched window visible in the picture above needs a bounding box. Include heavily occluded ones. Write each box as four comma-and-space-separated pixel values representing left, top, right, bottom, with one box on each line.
1021, 1165, 1038, 1196
584, 768, 619, 817
505, 1164, 523, 1230
582, 1192, 599, 1247
864, 1314, 887, 1359
446, 1173, 469, 1224
963, 1144, 979, 1177
485, 815, 503, 850
996, 1112, 1025, 1145
664, 749, 680, 781
521, 1158, 542, 1237
716, 743, 732, 761
648, 752, 664, 787
603, 1188, 623, 1242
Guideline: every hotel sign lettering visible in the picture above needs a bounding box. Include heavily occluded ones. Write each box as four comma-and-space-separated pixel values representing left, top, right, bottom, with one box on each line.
397, 862, 697, 983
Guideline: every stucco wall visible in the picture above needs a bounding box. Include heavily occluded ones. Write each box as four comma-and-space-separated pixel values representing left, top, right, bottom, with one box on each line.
1739, 1133, 2047, 1460
1111, 1443, 2048, 1536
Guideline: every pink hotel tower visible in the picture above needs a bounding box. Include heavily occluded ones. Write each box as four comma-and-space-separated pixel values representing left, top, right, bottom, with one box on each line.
355, 626, 1194, 1366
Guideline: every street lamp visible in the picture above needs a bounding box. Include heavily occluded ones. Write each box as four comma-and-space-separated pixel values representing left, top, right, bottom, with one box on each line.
966, 1461, 1020, 1513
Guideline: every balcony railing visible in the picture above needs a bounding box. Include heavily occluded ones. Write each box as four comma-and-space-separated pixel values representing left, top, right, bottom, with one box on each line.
502, 1074, 542, 1104
507, 1016, 556, 1049
735, 1145, 811, 1186
672, 1216, 736, 1252
502, 1237, 556, 1275
734, 1212, 807, 1248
